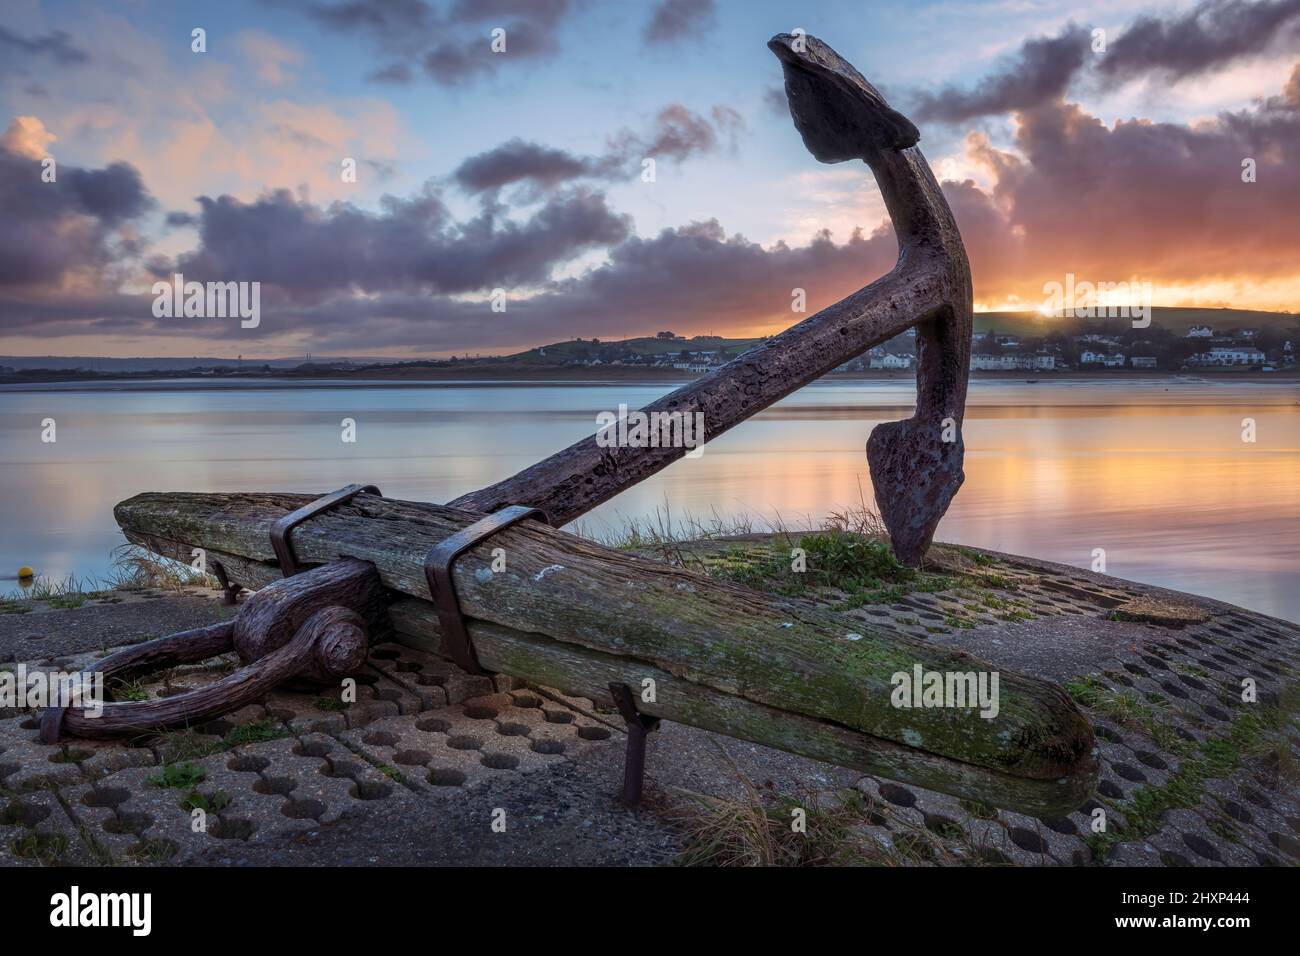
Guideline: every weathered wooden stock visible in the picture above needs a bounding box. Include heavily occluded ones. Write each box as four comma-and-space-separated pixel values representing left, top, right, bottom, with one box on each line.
115, 490, 1097, 814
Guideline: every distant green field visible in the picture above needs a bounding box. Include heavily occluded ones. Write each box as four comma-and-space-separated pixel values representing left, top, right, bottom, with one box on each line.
975, 307, 1298, 337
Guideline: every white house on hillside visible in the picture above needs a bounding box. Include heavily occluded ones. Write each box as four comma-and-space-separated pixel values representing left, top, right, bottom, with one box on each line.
1080, 350, 1126, 367
869, 353, 914, 369
1189, 347, 1265, 366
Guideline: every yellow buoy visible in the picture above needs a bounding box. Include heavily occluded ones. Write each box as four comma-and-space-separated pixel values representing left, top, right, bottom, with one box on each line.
17, 566, 34, 580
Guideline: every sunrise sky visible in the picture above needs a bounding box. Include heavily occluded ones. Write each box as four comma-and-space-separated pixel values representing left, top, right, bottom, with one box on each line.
1, 0, 1298, 359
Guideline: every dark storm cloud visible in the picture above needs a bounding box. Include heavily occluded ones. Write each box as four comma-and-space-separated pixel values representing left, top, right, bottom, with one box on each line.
452, 104, 744, 194
643, 0, 715, 46
633, 104, 744, 159
291, 0, 573, 86
1100, 0, 1300, 84
913, 25, 1091, 123
156, 59, 1300, 352
523, 219, 895, 334
65, 163, 154, 225
453, 139, 609, 193
166, 184, 631, 301
177, 217, 900, 353
0, 26, 90, 67
8, 46, 1300, 352
0, 144, 152, 288
956, 75, 1300, 297
316, 69, 1300, 354
915, 0, 1300, 123
304, 0, 434, 35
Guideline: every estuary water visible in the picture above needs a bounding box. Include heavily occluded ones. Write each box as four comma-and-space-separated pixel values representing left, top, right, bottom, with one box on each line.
1, 375, 1297, 621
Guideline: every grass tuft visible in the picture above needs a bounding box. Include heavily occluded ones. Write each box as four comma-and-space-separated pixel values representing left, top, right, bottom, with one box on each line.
148, 762, 206, 789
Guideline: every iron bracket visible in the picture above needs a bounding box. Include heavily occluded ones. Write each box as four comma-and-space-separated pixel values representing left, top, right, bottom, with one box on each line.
210, 559, 241, 605
424, 505, 549, 676
609, 681, 661, 809
270, 483, 382, 577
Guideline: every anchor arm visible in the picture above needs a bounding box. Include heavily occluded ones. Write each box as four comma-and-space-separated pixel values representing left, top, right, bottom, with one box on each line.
451, 34, 971, 566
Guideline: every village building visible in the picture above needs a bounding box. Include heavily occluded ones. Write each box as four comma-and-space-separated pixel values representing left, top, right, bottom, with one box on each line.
969, 353, 1057, 371
1189, 346, 1266, 366
1080, 350, 1126, 367
869, 352, 915, 369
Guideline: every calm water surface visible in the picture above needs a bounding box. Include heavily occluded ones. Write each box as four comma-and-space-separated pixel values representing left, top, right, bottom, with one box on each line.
1, 376, 1296, 621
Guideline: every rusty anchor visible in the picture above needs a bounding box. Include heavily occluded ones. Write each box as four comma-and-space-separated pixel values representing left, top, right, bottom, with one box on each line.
35, 36, 996, 812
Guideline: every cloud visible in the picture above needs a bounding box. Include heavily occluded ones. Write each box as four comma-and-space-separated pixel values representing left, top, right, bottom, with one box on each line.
166, 183, 631, 302
946, 71, 1300, 307
163, 216, 896, 354
0, 26, 90, 67
644, 0, 715, 46
1, 115, 57, 159
626, 103, 744, 160
452, 104, 744, 193
1099, 0, 1300, 85
913, 24, 1091, 123
763, 84, 788, 117
236, 31, 305, 86
513, 219, 894, 339
453, 139, 609, 193
109, 95, 407, 210
914, 0, 1300, 123
7, 54, 1300, 354
167, 63, 1300, 349
294, 0, 575, 86
0, 124, 153, 289
305, 0, 434, 36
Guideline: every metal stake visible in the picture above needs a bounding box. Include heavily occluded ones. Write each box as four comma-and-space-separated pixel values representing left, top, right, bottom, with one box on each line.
609, 682, 660, 809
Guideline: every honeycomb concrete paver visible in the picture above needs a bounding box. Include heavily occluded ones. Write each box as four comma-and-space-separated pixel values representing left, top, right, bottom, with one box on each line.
0, 788, 93, 866
2, 543, 1298, 867
0, 630, 650, 865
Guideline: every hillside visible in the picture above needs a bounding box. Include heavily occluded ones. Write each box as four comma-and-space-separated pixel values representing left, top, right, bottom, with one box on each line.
513, 308, 1297, 364
504, 334, 764, 364
974, 306, 1298, 337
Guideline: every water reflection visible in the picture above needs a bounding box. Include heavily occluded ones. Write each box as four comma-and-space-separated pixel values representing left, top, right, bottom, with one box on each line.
1, 377, 1296, 621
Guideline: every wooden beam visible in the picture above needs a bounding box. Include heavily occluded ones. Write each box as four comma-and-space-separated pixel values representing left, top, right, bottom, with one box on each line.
116, 490, 1097, 814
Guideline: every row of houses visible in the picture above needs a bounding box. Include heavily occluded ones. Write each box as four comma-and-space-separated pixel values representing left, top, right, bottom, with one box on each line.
1187, 346, 1268, 366
1184, 325, 1266, 340
854, 352, 1060, 371
557, 325, 1287, 374
971, 353, 1058, 371
845, 342, 1282, 372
